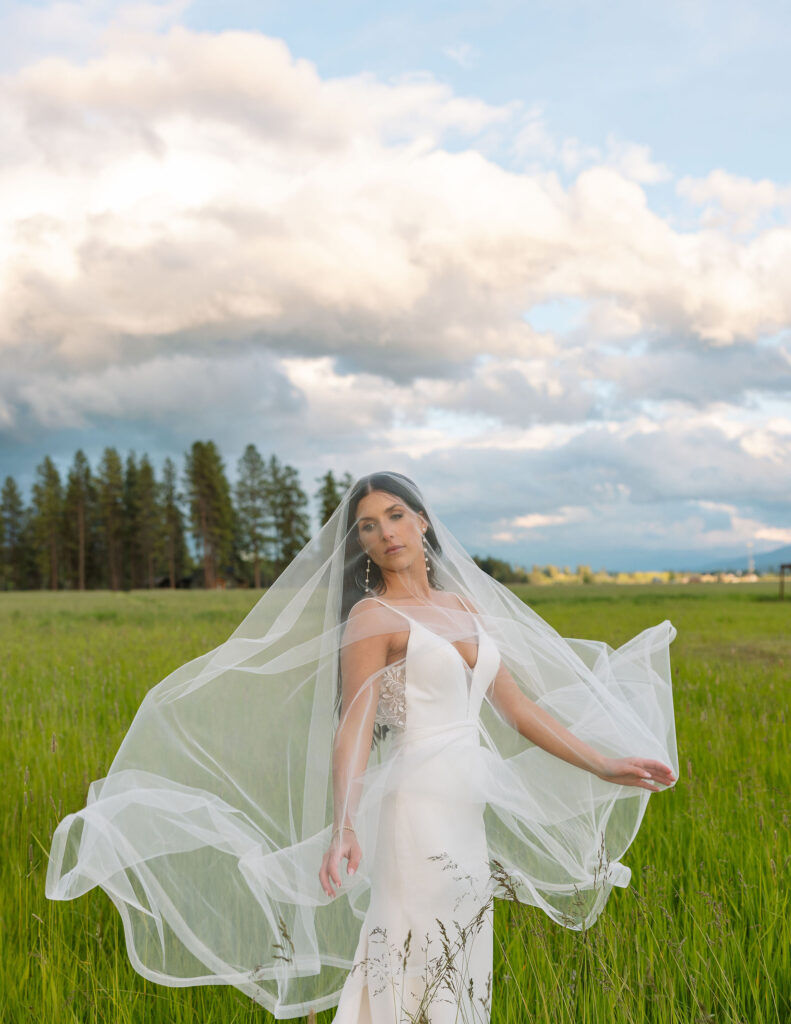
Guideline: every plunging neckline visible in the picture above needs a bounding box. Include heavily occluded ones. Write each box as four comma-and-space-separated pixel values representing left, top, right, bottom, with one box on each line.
369, 597, 483, 676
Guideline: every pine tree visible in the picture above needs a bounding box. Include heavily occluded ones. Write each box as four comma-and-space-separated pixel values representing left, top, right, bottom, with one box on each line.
123, 452, 142, 589
268, 456, 310, 571
161, 457, 189, 588
0, 481, 5, 589
184, 441, 234, 588
236, 444, 272, 589
137, 455, 160, 588
1, 477, 32, 589
315, 470, 352, 527
31, 456, 64, 589
0, 484, 5, 589
97, 447, 125, 590
64, 450, 94, 591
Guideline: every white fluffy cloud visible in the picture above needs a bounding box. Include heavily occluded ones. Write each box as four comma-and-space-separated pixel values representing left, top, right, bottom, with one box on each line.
1, 18, 790, 565
677, 169, 791, 233
2, 24, 791, 377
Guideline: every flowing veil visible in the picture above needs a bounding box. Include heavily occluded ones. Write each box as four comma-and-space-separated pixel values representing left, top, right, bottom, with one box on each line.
46, 471, 678, 1019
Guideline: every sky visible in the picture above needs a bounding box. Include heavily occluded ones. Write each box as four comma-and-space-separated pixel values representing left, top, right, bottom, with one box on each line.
1, 0, 790, 570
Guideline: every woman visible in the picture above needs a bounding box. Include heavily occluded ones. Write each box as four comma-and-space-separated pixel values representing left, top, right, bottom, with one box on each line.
46, 471, 678, 1022
320, 474, 676, 1022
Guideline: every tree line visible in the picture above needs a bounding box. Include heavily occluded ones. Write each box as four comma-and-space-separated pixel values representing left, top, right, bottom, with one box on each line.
0, 442, 352, 590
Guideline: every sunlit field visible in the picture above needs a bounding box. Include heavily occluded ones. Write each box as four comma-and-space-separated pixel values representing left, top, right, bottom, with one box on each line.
5, 584, 788, 1023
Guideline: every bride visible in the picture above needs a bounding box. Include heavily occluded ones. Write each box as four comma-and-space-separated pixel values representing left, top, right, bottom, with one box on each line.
46, 471, 678, 1022
321, 474, 676, 1022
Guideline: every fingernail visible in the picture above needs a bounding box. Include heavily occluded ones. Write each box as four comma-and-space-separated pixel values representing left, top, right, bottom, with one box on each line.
349, 867, 356, 875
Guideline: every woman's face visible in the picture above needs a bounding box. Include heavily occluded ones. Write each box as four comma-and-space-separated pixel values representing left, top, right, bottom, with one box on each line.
355, 490, 427, 571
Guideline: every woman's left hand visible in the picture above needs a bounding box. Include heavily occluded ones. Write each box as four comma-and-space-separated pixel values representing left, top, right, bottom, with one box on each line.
596, 756, 676, 792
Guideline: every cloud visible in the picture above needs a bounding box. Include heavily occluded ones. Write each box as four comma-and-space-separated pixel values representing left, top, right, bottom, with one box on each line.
603, 137, 671, 184
587, 335, 791, 407
2, 24, 791, 386
1, 349, 303, 462
0, 0, 191, 70
509, 112, 672, 186
1, 17, 790, 567
443, 43, 477, 69
418, 412, 791, 562
677, 169, 791, 233
509, 506, 592, 532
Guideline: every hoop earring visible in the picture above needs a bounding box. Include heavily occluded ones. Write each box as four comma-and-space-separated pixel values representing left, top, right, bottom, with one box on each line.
365, 556, 371, 592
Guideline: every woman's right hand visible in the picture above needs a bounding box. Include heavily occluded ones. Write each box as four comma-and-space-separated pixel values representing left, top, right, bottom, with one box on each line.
319, 831, 362, 899
596, 755, 676, 791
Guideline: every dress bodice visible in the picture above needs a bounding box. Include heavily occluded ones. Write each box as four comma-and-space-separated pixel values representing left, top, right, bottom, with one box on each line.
368, 599, 501, 734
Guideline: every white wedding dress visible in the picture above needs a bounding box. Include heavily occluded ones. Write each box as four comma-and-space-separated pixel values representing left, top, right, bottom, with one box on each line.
45, 474, 678, 1022
333, 598, 501, 1023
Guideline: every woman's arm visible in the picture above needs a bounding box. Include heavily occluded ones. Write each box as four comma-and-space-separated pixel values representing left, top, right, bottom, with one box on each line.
487, 661, 676, 791
331, 630, 387, 831
319, 608, 389, 898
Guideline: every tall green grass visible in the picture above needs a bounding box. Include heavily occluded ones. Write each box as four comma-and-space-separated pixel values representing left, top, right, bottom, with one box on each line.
4, 584, 788, 1022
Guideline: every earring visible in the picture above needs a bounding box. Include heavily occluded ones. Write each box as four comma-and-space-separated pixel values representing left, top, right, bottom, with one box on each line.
423, 534, 431, 573
364, 556, 371, 592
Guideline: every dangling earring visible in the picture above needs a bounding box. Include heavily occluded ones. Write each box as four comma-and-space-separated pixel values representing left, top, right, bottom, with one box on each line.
364, 556, 371, 592
423, 533, 431, 574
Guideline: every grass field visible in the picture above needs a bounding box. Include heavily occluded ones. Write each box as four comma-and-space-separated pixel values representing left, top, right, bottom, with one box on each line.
4, 584, 789, 1023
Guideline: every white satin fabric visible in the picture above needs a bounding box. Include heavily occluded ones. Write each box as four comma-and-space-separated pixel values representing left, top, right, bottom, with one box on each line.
333, 598, 498, 1023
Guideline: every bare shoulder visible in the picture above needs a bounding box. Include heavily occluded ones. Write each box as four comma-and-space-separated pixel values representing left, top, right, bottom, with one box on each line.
347, 596, 381, 620
347, 596, 399, 622
344, 596, 404, 644
433, 590, 479, 613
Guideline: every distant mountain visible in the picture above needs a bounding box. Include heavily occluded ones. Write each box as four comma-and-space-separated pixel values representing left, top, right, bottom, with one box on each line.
490, 541, 791, 575
697, 543, 791, 574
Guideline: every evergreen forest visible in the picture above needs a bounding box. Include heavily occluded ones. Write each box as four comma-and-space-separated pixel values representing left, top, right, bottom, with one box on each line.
0, 442, 352, 590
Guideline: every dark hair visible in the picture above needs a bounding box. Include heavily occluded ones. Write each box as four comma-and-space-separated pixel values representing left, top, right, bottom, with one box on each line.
340, 471, 441, 622
336, 471, 442, 746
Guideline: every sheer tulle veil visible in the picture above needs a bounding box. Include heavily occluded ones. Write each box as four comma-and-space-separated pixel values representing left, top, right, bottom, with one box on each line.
46, 471, 678, 1019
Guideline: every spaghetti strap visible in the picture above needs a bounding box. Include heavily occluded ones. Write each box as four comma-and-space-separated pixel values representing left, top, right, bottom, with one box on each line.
362, 593, 474, 622
361, 596, 418, 632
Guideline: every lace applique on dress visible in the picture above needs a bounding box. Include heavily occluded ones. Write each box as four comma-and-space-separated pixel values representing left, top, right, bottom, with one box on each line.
376, 662, 406, 730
